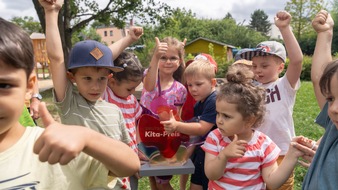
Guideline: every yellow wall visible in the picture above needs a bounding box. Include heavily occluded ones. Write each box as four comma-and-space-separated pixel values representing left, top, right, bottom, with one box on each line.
185, 40, 233, 61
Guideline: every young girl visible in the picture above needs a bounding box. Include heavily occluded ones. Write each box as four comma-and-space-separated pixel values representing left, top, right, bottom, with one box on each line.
102, 51, 144, 190
201, 64, 303, 189
140, 36, 187, 190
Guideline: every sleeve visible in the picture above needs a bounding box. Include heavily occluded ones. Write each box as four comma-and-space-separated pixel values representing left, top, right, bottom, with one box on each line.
261, 135, 280, 168
174, 82, 187, 106
119, 110, 132, 145
315, 102, 331, 130
201, 130, 222, 156
199, 94, 217, 124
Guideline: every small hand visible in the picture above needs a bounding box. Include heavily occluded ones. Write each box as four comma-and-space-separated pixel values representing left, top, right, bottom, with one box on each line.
161, 110, 178, 133
33, 102, 87, 165
222, 134, 247, 158
275, 10, 291, 29
154, 37, 168, 60
39, 0, 63, 11
129, 26, 144, 41
312, 10, 334, 33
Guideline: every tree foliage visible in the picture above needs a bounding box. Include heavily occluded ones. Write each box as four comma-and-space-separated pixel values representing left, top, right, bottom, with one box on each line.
285, 0, 326, 40
32, 0, 173, 61
10, 16, 43, 34
249, 9, 271, 36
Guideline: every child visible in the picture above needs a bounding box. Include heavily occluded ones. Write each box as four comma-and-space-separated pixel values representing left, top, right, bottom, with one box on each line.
301, 10, 338, 189
201, 64, 303, 190
0, 17, 140, 189
239, 10, 303, 189
103, 51, 144, 153
40, 0, 141, 189
180, 53, 218, 190
140, 36, 187, 190
162, 59, 218, 190
102, 51, 144, 189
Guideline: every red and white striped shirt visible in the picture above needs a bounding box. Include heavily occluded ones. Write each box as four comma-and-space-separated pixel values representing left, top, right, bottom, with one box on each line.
202, 129, 280, 190
102, 87, 142, 153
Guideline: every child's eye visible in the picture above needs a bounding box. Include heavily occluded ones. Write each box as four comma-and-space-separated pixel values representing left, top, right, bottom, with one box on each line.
83, 77, 91, 81
0, 83, 12, 89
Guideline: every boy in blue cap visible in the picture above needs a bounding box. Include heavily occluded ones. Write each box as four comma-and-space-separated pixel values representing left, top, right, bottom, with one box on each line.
0, 16, 139, 189
40, 0, 143, 189
240, 10, 303, 190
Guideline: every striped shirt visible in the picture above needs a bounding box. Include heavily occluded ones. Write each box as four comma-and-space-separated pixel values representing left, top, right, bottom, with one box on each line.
102, 87, 142, 153
201, 129, 280, 190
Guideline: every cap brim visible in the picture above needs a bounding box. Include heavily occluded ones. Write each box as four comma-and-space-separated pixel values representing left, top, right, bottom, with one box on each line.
232, 59, 252, 66
240, 49, 275, 61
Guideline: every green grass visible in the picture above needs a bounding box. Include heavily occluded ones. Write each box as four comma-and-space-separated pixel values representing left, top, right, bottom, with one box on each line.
38, 81, 323, 190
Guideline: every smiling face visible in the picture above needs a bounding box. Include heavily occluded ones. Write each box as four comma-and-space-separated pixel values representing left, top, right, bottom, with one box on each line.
251, 55, 284, 84
0, 60, 34, 137
158, 46, 181, 76
215, 99, 253, 139
68, 67, 111, 102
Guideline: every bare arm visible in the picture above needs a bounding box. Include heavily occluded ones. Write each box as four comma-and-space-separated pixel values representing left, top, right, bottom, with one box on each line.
29, 70, 41, 119
275, 11, 303, 88
34, 102, 140, 177
161, 110, 214, 136
143, 37, 167, 91
109, 26, 143, 60
311, 10, 334, 110
39, 0, 68, 102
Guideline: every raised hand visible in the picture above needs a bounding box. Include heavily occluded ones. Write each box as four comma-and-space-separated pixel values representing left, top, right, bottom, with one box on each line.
38, 0, 63, 11
312, 10, 334, 34
129, 26, 144, 41
154, 37, 168, 60
275, 10, 291, 29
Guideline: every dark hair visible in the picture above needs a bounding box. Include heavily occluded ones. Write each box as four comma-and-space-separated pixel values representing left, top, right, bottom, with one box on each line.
320, 59, 338, 96
112, 51, 144, 82
217, 64, 266, 128
0, 17, 34, 79
160, 37, 185, 83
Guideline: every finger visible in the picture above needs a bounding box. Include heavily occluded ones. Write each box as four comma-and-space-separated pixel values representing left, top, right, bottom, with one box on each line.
297, 160, 310, 168
232, 134, 238, 141
169, 110, 175, 119
59, 153, 76, 165
39, 102, 55, 128
47, 149, 63, 165
155, 37, 160, 47
182, 38, 187, 46
37, 144, 52, 162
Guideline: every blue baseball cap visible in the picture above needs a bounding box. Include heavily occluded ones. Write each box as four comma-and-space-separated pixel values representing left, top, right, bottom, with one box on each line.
68, 40, 123, 72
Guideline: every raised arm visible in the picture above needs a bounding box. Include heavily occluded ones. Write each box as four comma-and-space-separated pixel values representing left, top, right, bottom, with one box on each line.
311, 10, 334, 110
39, 0, 68, 102
34, 102, 140, 177
109, 26, 143, 60
275, 10, 303, 88
143, 37, 167, 91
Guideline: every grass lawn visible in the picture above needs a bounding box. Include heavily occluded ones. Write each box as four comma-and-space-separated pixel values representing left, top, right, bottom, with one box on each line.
38, 81, 324, 190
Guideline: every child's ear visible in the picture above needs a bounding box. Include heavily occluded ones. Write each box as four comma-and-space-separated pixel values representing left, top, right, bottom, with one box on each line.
66, 71, 76, 83
278, 63, 285, 74
211, 78, 217, 87
27, 73, 36, 93
245, 116, 256, 128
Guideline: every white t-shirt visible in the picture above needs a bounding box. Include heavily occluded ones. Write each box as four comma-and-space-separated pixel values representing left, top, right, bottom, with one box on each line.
258, 76, 300, 155
0, 127, 110, 189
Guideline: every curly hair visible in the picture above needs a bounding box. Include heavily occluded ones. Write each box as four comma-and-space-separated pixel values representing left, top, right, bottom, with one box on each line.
217, 64, 266, 128
112, 51, 144, 83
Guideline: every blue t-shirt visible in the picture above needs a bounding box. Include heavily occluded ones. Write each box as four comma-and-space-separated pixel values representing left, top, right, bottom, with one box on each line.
302, 102, 338, 190
194, 90, 217, 141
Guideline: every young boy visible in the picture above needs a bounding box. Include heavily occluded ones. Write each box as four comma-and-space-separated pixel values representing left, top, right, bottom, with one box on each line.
240, 10, 303, 189
0, 17, 140, 189
40, 0, 142, 189
162, 59, 217, 190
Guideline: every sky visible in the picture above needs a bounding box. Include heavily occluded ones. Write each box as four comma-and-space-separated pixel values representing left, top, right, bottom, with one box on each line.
0, 0, 290, 24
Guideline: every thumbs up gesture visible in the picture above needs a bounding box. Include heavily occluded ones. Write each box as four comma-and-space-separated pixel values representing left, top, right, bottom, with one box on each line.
154, 37, 168, 60
161, 110, 179, 134
33, 102, 87, 165
220, 134, 247, 159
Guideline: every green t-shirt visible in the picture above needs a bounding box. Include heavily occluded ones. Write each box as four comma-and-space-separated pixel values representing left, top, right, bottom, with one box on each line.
19, 106, 35, 127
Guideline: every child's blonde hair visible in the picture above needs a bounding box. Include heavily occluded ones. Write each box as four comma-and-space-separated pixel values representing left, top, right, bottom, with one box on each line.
160, 37, 185, 82
184, 59, 215, 81
217, 64, 266, 128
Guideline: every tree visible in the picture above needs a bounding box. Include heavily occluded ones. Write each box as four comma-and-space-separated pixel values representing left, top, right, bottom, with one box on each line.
11, 16, 43, 34
248, 9, 271, 36
285, 0, 326, 40
32, 0, 173, 62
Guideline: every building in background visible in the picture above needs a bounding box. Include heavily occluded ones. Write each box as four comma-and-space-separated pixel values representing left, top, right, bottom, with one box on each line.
96, 25, 130, 45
